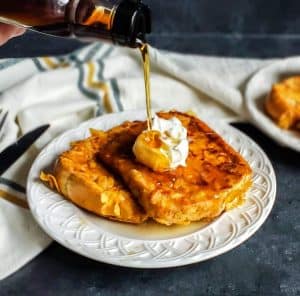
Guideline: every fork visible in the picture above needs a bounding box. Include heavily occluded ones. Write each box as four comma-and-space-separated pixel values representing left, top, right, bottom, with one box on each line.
0, 109, 9, 140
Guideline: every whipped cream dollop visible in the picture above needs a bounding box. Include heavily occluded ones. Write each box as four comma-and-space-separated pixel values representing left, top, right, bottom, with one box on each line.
152, 115, 189, 168
133, 115, 189, 172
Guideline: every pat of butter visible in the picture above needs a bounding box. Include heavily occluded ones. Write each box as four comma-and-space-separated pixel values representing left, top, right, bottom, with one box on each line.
133, 115, 189, 172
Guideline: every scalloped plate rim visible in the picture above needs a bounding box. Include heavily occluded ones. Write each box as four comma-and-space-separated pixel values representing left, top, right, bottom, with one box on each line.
27, 109, 277, 268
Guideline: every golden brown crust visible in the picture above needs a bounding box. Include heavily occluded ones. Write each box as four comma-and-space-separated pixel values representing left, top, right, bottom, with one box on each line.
41, 132, 147, 224
41, 111, 252, 226
97, 111, 253, 226
265, 76, 300, 129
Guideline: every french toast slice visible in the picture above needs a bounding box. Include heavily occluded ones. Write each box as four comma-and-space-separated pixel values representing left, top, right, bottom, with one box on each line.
97, 111, 252, 226
41, 130, 147, 224
265, 76, 300, 129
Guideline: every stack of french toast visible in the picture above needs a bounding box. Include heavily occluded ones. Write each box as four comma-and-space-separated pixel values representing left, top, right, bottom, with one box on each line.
41, 111, 252, 226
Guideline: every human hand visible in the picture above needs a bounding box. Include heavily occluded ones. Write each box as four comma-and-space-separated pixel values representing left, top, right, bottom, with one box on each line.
0, 23, 26, 46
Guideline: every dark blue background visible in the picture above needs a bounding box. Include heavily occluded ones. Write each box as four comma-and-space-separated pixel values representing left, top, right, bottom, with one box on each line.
1, 1, 300, 296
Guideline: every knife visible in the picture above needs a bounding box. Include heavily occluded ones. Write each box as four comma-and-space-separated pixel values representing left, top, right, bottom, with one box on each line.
0, 124, 50, 175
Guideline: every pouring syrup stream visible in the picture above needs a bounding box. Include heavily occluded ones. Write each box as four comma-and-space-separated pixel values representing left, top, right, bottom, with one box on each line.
139, 43, 153, 130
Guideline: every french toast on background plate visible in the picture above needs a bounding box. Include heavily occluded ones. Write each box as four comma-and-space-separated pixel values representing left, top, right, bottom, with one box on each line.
265, 76, 300, 130
41, 111, 252, 226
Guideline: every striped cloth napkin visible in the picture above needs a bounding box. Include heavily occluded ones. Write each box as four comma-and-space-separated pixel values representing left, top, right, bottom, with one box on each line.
0, 42, 270, 279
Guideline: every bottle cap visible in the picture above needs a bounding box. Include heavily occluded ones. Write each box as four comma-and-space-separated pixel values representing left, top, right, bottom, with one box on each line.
111, 0, 151, 47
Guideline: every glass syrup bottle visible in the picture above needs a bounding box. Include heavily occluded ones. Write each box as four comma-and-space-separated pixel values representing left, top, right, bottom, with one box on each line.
0, 0, 151, 47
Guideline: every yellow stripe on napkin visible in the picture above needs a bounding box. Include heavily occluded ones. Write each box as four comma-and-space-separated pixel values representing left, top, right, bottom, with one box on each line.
0, 189, 29, 209
42, 57, 69, 69
87, 62, 113, 113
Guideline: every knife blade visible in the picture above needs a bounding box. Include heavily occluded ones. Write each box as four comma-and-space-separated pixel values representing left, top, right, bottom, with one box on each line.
0, 124, 50, 175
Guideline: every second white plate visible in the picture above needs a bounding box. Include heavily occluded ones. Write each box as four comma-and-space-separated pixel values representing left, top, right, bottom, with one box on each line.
27, 110, 276, 268
245, 57, 300, 152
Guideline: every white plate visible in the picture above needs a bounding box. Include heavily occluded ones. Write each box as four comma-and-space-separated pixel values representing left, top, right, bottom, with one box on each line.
27, 110, 276, 268
245, 57, 300, 152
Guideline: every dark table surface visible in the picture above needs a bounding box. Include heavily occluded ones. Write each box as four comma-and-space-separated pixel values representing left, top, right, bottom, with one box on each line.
1, 0, 300, 295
